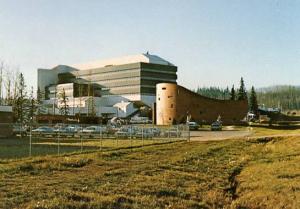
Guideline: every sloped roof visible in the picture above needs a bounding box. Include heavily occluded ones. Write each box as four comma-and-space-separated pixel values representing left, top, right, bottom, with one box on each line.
72, 53, 174, 70
113, 101, 132, 109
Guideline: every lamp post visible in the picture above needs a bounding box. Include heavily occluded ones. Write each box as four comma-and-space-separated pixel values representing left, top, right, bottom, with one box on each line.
29, 117, 32, 157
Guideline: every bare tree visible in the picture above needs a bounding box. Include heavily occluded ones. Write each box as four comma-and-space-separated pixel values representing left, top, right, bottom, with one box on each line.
3, 67, 13, 105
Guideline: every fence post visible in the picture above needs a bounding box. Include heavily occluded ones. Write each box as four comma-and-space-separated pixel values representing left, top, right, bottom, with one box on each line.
142, 125, 144, 146
151, 124, 154, 140
99, 126, 102, 151
168, 126, 170, 143
29, 123, 32, 157
187, 124, 190, 142
80, 124, 83, 153
116, 130, 119, 148
130, 125, 133, 151
57, 130, 60, 156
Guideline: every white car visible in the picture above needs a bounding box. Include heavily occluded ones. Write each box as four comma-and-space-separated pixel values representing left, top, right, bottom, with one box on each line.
164, 128, 181, 137
134, 128, 154, 138
81, 126, 107, 137
115, 127, 136, 138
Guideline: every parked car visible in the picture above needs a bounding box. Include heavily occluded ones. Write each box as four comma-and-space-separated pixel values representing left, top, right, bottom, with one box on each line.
134, 128, 154, 138
164, 128, 181, 137
211, 121, 222, 131
32, 126, 54, 136
148, 127, 161, 137
130, 116, 151, 124
12, 125, 27, 136
81, 126, 107, 137
115, 127, 136, 138
66, 124, 82, 133
53, 127, 68, 133
187, 121, 200, 131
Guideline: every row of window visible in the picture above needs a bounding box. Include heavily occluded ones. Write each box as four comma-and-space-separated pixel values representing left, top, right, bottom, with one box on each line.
74, 67, 140, 77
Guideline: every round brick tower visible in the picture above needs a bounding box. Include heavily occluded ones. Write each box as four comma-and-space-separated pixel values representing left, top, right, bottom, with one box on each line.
156, 83, 177, 125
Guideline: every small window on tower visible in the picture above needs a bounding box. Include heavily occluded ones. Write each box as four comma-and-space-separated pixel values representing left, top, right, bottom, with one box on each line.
162, 87, 166, 90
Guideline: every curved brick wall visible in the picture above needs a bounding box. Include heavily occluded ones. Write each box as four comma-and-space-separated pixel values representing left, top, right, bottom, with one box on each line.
156, 83, 248, 125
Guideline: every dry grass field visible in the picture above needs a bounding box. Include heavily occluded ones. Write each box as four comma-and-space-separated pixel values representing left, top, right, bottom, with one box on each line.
0, 127, 299, 208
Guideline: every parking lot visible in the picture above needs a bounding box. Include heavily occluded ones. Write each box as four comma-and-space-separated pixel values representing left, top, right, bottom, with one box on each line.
0, 123, 190, 159
190, 127, 252, 141
24, 124, 189, 140
2, 123, 256, 159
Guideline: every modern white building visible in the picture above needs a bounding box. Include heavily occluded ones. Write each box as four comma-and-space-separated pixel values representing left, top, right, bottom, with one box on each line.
37, 53, 177, 118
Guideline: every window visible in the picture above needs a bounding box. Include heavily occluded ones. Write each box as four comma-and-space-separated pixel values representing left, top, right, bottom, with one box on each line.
158, 97, 160, 101
170, 104, 173, 108
162, 87, 166, 90
169, 117, 172, 121
168, 95, 173, 98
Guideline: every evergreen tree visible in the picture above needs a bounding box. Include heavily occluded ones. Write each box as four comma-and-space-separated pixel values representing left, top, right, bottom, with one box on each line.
237, 77, 247, 100
29, 86, 37, 120
225, 86, 230, 100
230, 85, 236, 100
15, 73, 27, 124
256, 85, 300, 111
36, 87, 44, 115
249, 86, 258, 115
58, 88, 69, 116
89, 96, 96, 117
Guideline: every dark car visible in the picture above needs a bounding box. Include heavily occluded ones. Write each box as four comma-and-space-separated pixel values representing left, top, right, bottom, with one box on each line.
12, 125, 27, 136
188, 122, 200, 131
211, 121, 222, 131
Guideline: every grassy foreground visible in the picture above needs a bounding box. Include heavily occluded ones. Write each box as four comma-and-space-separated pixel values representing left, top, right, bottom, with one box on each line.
0, 137, 176, 159
0, 135, 300, 208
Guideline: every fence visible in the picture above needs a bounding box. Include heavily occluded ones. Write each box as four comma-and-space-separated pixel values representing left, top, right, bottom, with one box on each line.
0, 123, 190, 159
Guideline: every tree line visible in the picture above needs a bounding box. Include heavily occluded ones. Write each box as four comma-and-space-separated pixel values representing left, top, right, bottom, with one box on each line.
194, 77, 258, 115
195, 80, 300, 112
256, 85, 300, 111
0, 60, 70, 124
195, 77, 249, 101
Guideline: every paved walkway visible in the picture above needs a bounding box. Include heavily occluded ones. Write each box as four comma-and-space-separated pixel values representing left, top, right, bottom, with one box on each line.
190, 128, 300, 142
189, 129, 253, 141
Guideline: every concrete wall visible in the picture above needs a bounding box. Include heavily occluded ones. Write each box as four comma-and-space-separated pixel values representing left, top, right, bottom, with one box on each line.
156, 83, 248, 125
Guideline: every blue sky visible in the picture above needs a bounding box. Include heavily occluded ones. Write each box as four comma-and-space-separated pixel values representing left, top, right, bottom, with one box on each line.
0, 0, 299, 90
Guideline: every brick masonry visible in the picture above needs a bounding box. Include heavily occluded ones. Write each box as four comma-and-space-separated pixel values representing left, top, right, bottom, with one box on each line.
156, 83, 248, 125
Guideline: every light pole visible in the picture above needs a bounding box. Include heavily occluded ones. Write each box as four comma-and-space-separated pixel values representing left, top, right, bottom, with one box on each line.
29, 117, 32, 157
